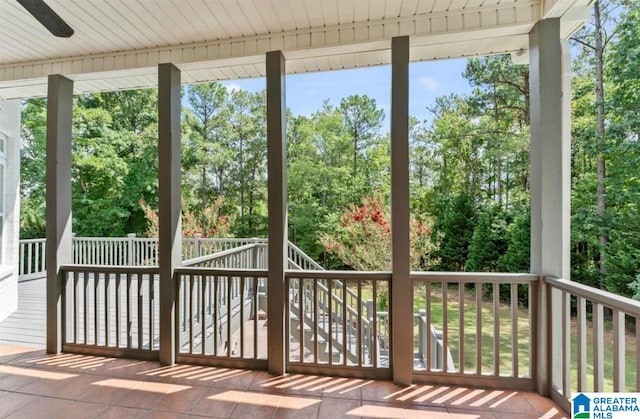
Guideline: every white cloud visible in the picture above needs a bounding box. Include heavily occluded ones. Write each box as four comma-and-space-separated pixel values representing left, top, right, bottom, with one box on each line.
418, 76, 439, 92
223, 82, 243, 92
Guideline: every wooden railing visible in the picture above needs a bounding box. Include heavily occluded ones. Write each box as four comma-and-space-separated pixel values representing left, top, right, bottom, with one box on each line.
19, 236, 292, 278
182, 237, 268, 261
38, 234, 640, 407
174, 267, 268, 369
546, 276, 640, 410
60, 265, 160, 359
182, 243, 267, 269
411, 272, 539, 390
18, 238, 46, 280
285, 270, 392, 379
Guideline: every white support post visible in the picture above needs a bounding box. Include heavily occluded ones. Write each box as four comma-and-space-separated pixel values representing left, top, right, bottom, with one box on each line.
194, 233, 202, 258
266, 50, 287, 376
390, 35, 412, 386
127, 233, 136, 266
46, 75, 74, 354
529, 18, 571, 396
158, 63, 181, 365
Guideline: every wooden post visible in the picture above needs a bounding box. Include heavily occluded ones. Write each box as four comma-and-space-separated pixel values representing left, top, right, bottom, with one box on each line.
391, 35, 412, 386
158, 63, 181, 365
266, 50, 287, 375
529, 18, 571, 396
46, 74, 73, 354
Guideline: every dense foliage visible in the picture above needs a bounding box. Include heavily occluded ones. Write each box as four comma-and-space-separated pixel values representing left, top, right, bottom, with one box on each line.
19, 0, 640, 298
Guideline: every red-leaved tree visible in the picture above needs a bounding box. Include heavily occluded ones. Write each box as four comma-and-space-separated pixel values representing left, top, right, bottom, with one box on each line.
319, 194, 436, 271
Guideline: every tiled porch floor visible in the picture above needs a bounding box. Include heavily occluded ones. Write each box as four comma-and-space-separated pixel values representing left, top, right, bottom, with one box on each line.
0, 344, 566, 419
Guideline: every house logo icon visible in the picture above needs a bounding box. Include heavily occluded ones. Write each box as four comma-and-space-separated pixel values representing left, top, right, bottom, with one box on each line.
572, 393, 590, 419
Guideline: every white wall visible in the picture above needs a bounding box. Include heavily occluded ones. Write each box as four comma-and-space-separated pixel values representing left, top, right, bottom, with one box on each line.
0, 99, 21, 321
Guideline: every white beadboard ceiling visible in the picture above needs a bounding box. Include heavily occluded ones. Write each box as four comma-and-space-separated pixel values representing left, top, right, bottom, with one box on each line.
0, 0, 590, 99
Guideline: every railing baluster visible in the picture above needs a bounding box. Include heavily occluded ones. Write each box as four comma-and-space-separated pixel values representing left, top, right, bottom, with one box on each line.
189, 274, 194, 354
214, 276, 219, 356
372, 280, 378, 368
613, 309, 625, 391
493, 283, 499, 376
74, 272, 79, 344
425, 281, 431, 372
240, 276, 245, 358
34, 242, 40, 275
357, 280, 362, 367
511, 284, 518, 377
476, 282, 482, 375
459, 282, 464, 374
19, 242, 24, 275
298, 278, 304, 363
562, 290, 570, 398
254, 277, 259, 359
442, 281, 448, 372
328, 279, 333, 366
104, 273, 110, 347
127, 273, 132, 349
593, 302, 604, 392
226, 275, 231, 357
138, 272, 143, 350
342, 280, 347, 367
94, 271, 99, 345
577, 296, 586, 392
84, 272, 89, 345
116, 272, 121, 347
149, 273, 154, 350
313, 278, 319, 365
202, 274, 207, 355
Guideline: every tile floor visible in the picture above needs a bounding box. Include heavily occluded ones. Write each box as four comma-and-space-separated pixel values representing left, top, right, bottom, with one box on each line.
0, 344, 567, 418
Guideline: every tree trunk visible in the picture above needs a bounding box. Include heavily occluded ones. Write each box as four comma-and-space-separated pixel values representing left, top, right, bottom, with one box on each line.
594, 0, 608, 280
201, 166, 207, 234
494, 86, 502, 208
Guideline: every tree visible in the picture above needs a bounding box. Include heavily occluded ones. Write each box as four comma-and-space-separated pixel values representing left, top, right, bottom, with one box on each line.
227, 89, 267, 237
319, 194, 436, 271
570, 0, 624, 282
466, 205, 508, 272
183, 83, 231, 231
339, 95, 384, 193
433, 192, 477, 271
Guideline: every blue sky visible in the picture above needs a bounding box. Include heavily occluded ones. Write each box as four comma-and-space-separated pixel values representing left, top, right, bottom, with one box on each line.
220, 58, 472, 127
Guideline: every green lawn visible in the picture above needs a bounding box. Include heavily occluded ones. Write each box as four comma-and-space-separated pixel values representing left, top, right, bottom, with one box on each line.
412, 283, 532, 376
331, 280, 638, 391
568, 315, 638, 393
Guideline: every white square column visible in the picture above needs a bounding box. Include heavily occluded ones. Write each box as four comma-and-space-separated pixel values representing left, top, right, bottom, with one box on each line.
529, 18, 571, 396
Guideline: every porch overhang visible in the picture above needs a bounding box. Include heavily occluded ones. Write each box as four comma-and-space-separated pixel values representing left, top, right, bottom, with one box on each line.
0, 0, 591, 99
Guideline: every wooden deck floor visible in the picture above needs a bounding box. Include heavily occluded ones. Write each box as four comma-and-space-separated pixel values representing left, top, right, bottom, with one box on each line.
0, 278, 46, 347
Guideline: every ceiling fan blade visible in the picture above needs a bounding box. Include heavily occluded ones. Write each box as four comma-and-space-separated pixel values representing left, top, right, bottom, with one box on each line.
17, 0, 74, 38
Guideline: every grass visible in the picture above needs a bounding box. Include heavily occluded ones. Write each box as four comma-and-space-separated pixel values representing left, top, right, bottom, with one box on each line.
568, 314, 638, 393
317, 279, 638, 391
412, 283, 532, 376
